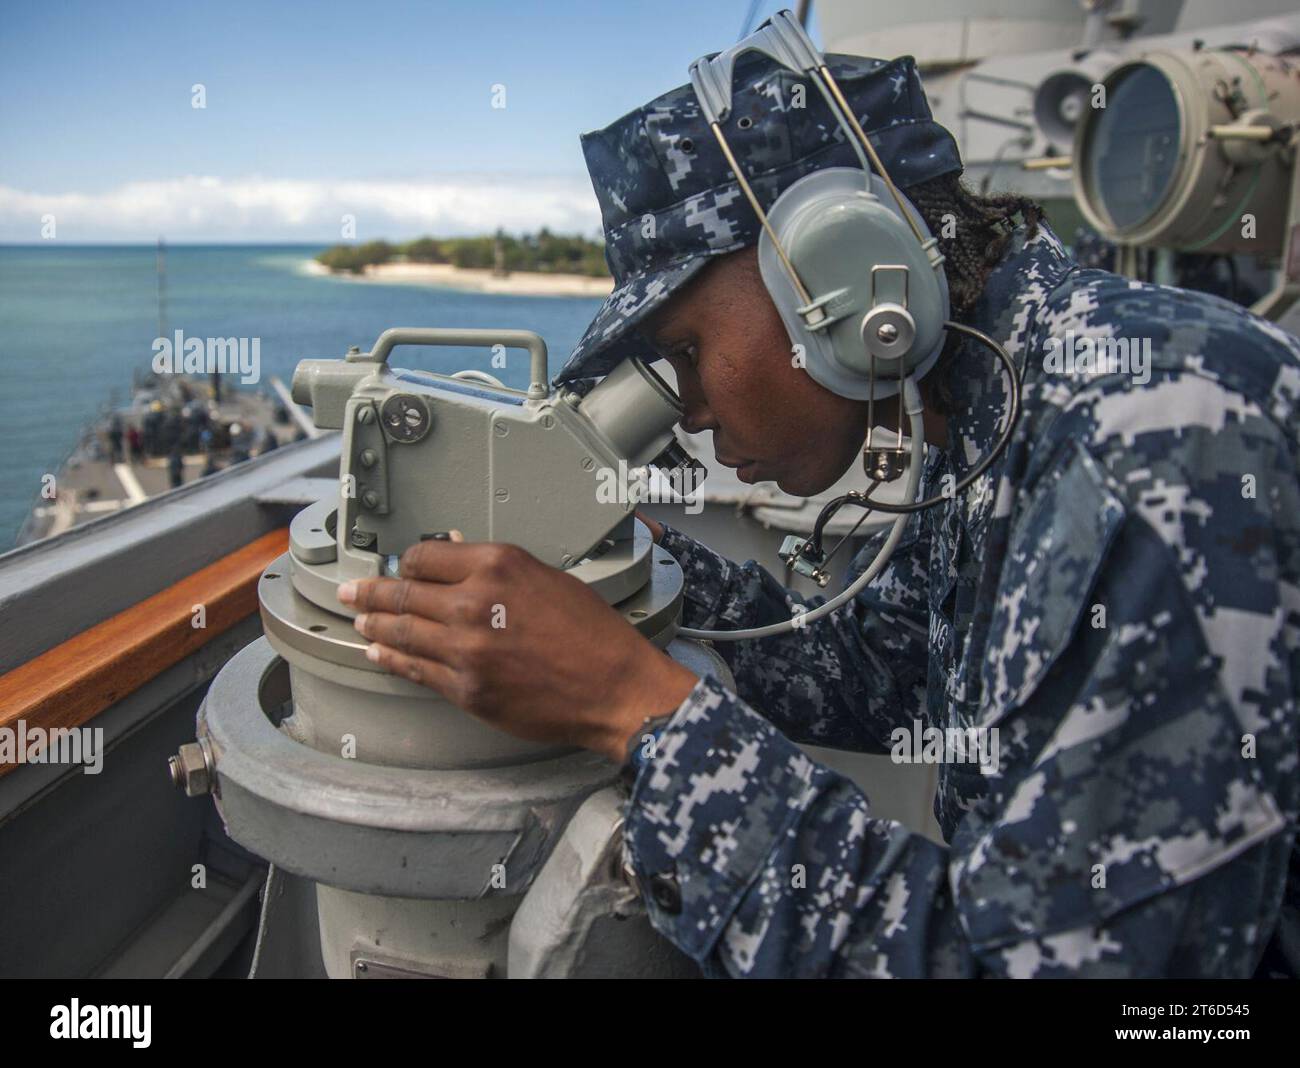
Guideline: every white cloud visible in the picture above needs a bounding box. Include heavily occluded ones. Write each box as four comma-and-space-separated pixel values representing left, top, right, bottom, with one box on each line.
0, 174, 603, 242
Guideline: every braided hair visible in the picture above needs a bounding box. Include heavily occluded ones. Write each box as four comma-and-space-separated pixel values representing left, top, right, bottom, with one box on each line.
903, 172, 1044, 321
900, 173, 1045, 412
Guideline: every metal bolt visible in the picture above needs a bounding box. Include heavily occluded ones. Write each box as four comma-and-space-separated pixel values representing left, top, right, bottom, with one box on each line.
359, 449, 377, 468
580, 456, 595, 471
356, 406, 374, 424
351, 529, 375, 548
877, 323, 899, 344
540, 414, 555, 429
362, 490, 380, 509
864, 448, 906, 483
493, 423, 509, 437
168, 741, 213, 797
494, 488, 509, 502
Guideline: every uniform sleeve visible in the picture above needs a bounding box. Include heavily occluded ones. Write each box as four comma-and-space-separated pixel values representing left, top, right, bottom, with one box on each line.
626, 375, 1298, 977
656, 515, 931, 752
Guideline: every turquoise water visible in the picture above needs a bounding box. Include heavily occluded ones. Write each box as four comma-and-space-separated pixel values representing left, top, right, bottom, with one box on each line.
0, 245, 604, 546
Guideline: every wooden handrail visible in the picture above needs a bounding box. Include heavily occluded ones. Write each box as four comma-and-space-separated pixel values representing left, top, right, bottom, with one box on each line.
0, 528, 288, 777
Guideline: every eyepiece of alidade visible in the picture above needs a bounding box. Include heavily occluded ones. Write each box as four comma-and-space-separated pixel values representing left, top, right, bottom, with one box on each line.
653, 440, 707, 484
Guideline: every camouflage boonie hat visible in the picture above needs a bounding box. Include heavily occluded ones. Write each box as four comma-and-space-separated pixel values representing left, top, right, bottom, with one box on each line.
555, 51, 963, 384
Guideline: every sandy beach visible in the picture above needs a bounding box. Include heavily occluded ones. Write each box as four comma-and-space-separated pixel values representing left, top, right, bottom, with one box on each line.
307, 259, 614, 298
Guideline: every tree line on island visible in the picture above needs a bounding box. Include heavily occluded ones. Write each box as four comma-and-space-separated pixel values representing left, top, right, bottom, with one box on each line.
316, 228, 610, 277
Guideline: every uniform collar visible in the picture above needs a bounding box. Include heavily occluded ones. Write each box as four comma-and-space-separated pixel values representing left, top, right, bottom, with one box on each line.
938, 220, 1077, 477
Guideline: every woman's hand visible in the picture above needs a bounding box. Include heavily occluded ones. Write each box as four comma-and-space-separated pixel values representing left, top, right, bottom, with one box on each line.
635, 510, 664, 543
337, 533, 696, 763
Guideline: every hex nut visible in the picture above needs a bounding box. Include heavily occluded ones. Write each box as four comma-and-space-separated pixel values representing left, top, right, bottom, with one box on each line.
170, 741, 213, 797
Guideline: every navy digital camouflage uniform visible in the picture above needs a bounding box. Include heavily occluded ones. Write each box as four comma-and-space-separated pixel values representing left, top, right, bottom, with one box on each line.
558, 42, 1300, 978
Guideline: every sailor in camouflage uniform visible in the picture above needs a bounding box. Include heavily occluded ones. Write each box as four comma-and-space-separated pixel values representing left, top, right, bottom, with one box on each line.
554, 48, 1300, 978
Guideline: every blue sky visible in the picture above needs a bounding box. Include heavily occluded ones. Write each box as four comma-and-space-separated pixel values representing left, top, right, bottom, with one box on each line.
0, 0, 813, 242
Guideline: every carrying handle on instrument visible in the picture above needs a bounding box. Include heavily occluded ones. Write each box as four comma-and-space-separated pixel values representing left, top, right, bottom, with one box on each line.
357, 328, 549, 399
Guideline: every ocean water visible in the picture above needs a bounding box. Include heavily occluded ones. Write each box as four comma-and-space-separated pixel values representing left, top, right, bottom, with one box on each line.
0, 245, 605, 547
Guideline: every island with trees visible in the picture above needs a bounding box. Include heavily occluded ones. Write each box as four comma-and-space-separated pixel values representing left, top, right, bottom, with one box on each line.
312, 229, 614, 297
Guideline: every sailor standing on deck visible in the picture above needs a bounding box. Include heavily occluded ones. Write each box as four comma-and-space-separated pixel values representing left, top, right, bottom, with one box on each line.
337, 18, 1300, 977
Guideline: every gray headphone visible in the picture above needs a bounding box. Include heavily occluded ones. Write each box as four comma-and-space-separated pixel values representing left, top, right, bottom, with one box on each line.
758, 168, 949, 401
674, 11, 1022, 639
688, 9, 951, 405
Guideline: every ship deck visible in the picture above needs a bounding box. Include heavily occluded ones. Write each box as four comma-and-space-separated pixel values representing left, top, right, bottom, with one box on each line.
18, 383, 301, 545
